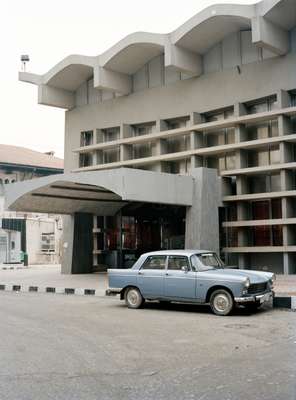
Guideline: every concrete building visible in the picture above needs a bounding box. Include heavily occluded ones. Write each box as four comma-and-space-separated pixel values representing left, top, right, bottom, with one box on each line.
5, 0, 296, 274
0, 144, 63, 264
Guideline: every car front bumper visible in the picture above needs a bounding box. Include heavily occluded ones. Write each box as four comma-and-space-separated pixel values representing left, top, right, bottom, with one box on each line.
235, 291, 274, 304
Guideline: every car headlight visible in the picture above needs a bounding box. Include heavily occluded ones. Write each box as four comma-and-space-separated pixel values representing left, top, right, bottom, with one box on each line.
244, 278, 250, 288
270, 274, 276, 288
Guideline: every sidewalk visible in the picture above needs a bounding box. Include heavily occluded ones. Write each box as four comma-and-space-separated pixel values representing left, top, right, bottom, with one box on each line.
274, 275, 296, 296
0, 264, 295, 296
0, 264, 107, 295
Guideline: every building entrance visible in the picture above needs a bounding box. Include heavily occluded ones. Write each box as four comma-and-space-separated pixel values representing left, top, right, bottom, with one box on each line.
93, 203, 186, 269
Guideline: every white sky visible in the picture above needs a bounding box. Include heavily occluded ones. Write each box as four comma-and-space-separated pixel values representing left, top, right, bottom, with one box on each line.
0, 0, 258, 159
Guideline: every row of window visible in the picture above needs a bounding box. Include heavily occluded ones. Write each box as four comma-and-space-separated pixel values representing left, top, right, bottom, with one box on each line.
77, 92, 296, 169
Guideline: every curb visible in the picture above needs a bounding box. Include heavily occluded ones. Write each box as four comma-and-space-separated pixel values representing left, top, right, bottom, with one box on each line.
0, 283, 103, 296
0, 266, 28, 271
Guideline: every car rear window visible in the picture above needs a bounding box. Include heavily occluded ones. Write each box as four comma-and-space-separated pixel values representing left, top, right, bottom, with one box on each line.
141, 255, 166, 270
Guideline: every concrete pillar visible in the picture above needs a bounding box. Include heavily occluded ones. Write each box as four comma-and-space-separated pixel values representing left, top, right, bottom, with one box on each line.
238, 254, 249, 270
61, 215, 75, 274
283, 252, 291, 275
185, 168, 221, 254
234, 102, 247, 117
61, 213, 93, 274
277, 89, 290, 109
120, 144, 133, 161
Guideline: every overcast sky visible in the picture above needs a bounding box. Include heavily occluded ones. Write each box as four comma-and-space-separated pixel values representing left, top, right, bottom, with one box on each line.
1, 0, 258, 158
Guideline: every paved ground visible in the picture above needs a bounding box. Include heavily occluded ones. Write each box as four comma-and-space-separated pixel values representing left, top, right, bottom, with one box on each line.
0, 264, 295, 296
0, 264, 107, 294
0, 291, 295, 400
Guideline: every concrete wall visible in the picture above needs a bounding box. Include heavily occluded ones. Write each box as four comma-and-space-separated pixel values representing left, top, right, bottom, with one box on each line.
26, 218, 62, 265
65, 51, 296, 172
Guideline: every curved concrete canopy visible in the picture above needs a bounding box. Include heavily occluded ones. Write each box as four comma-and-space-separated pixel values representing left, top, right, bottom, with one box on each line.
19, 0, 290, 97
4, 168, 193, 215
171, 4, 254, 52
100, 32, 167, 74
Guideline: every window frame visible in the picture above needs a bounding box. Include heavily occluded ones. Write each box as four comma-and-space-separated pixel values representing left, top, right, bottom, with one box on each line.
167, 255, 191, 271
140, 255, 167, 271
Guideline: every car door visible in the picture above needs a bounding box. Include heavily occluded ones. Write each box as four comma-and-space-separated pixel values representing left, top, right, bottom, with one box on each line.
164, 255, 196, 299
137, 255, 166, 298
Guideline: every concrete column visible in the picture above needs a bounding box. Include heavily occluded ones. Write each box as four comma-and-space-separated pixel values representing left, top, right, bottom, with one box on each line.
277, 89, 290, 109
60, 213, 93, 274
185, 168, 221, 254
189, 112, 204, 171
61, 215, 75, 274
120, 123, 132, 139
120, 144, 133, 161
283, 253, 290, 275
234, 102, 247, 117
238, 254, 249, 270
156, 119, 168, 132
72, 213, 93, 274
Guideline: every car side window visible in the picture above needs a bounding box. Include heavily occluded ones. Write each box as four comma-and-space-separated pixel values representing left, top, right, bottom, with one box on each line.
168, 256, 190, 271
141, 255, 167, 270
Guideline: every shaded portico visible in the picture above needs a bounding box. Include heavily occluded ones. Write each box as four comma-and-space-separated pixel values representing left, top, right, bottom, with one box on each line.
4, 167, 220, 274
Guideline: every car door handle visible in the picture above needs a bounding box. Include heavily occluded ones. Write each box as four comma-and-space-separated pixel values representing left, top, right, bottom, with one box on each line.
165, 272, 169, 276
138, 271, 143, 275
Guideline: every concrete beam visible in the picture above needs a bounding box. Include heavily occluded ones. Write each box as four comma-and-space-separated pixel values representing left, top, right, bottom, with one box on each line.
252, 16, 289, 56
94, 67, 132, 95
38, 85, 75, 110
165, 44, 202, 76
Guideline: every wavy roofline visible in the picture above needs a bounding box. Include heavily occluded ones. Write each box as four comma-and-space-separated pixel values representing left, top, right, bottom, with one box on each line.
19, 0, 291, 107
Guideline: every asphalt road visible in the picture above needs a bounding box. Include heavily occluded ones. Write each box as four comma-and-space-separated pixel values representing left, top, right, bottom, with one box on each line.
0, 292, 295, 400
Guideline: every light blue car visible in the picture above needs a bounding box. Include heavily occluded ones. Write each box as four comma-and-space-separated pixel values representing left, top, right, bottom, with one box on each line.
106, 250, 275, 316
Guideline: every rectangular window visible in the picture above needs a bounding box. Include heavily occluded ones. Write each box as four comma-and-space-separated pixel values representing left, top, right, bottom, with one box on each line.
133, 143, 153, 159
103, 148, 120, 164
102, 127, 120, 142
165, 116, 190, 130
132, 122, 156, 137
80, 131, 93, 147
168, 255, 189, 270
41, 233, 55, 253
79, 153, 93, 167
141, 255, 167, 270
245, 96, 277, 114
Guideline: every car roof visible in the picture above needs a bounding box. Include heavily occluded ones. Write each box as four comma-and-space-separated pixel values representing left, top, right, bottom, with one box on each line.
141, 250, 213, 257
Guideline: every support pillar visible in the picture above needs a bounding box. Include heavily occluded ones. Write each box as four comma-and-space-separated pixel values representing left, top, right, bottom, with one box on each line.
185, 168, 221, 254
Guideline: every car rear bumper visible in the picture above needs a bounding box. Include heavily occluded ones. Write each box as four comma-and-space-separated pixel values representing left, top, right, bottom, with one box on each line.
105, 288, 122, 296
235, 291, 274, 304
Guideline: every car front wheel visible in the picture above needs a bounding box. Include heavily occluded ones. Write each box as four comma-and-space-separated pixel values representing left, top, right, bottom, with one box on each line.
210, 289, 234, 316
124, 287, 144, 309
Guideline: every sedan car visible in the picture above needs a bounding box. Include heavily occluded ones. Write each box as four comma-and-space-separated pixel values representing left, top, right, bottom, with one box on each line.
106, 250, 275, 316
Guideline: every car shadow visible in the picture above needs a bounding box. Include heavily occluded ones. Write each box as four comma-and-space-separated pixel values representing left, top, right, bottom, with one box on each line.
113, 300, 274, 317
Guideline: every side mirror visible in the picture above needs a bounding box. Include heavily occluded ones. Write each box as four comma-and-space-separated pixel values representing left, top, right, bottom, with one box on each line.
181, 266, 188, 272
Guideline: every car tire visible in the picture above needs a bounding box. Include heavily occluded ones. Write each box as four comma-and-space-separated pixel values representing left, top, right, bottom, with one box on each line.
210, 289, 234, 316
124, 287, 144, 309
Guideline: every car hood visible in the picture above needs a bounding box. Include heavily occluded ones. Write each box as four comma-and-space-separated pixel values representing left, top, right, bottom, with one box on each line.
201, 268, 272, 284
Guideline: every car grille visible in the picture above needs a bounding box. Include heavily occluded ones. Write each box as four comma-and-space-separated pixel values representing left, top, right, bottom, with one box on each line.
248, 282, 268, 294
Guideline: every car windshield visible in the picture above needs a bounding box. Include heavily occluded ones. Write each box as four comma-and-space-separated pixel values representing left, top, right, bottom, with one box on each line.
191, 253, 224, 272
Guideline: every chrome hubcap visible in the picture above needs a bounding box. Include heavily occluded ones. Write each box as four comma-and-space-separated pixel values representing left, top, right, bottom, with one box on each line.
213, 294, 230, 312
127, 289, 139, 306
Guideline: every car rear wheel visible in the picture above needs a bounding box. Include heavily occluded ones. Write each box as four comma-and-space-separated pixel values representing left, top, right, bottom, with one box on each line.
124, 287, 144, 309
210, 289, 234, 316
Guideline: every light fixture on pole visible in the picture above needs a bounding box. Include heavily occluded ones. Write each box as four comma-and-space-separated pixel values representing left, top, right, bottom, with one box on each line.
21, 55, 30, 71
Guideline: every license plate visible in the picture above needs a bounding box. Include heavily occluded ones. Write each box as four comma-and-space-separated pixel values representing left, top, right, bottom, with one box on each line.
260, 293, 271, 304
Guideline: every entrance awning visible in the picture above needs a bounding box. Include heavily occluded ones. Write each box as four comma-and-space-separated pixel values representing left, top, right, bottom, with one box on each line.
4, 168, 193, 215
